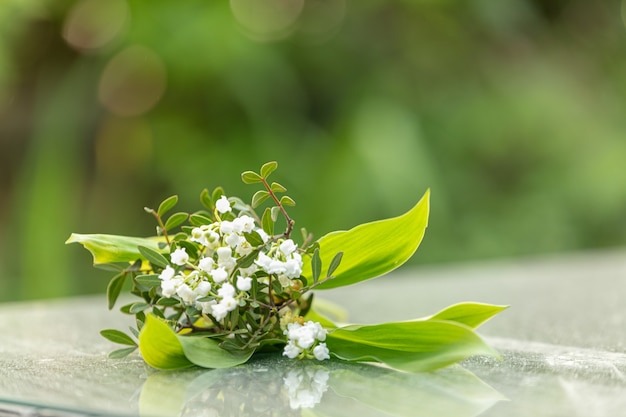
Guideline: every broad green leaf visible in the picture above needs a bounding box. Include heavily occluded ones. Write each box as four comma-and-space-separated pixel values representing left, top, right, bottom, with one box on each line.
426, 303, 509, 329
178, 336, 254, 368
280, 195, 296, 206
108, 347, 137, 359
270, 182, 286, 193
138, 246, 169, 269
164, 212, 189, 231
106, 272, 126, 310
251, 190, 270, 208
139, 315, 194, 370
303, 306, 338, 329
326, 319, 497, 372
157, 195, 178, 217
260, 161, 278, 178
100, 329, 137, 346
66, 233, 166, 265
307, 189, 429, 290
241, 171, 262, 184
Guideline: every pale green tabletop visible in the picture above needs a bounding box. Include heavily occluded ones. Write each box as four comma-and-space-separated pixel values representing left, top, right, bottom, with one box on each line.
1, 249, 626, 416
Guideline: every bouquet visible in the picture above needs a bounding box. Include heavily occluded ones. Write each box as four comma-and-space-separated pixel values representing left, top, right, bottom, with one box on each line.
67, 162, 506, 371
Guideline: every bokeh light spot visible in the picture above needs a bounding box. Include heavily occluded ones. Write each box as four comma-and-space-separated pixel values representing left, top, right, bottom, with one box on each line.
98, 45, 167, 117
230, 0, 305, 40
297, 0, 346, 43
62, 0, 128, 51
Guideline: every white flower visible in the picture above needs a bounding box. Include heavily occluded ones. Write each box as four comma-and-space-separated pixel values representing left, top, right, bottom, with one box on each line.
159, 265, 176, 281
218, 282, 236, 298
225, 233, 244, 248
283, 341, 301, 359
195, 281, 212, 298
220, 296, 237, 311
198, 257, 214, 273
279, 239, 297, 256
191, 227, 206, 245
170, 248, 189, 266
313, 343, 330, 361
216, 195, 232, 213
236, 276, 252, 291
284, 257, 302, 278
211, 303, 228, 321
176, 283, 195, 304
217, 246, 236, 270
234, 215, 255, 233
211, 267, 228, 283
220, 221, 234, 234
256, 228, 269, 243
196, 299, 216, 315
161, 280, 177, 298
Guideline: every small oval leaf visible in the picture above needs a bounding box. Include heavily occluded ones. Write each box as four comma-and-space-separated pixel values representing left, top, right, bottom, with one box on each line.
327, 251, 344, 278
157, 195, 178, 217
100, 329, 137, 346
164, 212, 188, 231
251, 190, 270, 208
261, 207, 274, 236
200, 188, 213, 210
241, 171, 262, 184
106, 273, 126, 310
260, 161, 278, 178
312, 248, 322, 283
108, 347, 137, 359
270, 182, 287, 193
135, 274, 161, 287
138, 246, 169, 269
279, 196, 296, 207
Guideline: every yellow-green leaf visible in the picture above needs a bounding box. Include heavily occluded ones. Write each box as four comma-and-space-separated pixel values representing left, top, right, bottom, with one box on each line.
138, 315, 194, 370
66, 233, 166, 265
426, 302, 509, 329
326, 319, 498, 372
308, 189, 430, 290
178, 336, 254, 369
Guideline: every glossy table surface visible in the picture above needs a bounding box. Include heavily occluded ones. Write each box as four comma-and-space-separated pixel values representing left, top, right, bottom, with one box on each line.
2, 249, 626, 417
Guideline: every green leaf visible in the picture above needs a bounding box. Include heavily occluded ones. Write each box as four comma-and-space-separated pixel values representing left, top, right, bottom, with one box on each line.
270, 182, 286, 193
157, 195, 178, 217
66, 233, 166, 265
139, 315, 194, 370
303, 306, 337, 329
164, 212, 188, 231
427, 302, 509, 329
138, 246, 169, 269
270, 206, 280, 222
135, 274, 161, 288
130, 302, 150, 314
311, 248, 322, 283
251, 190, 270, 208
200, 188, 213, 210
327, 251, 343, 277
279, 195, 296, 206
100, 329, 137, 346
108, 347, 137, 359
211, 187, 224, 204
241, 171, 262, 184
307, 189, 430, 290
157, 297, 180, 306
106, 272, 126, 310
260, 161, 278, 178
243, 231, 264, 246
326, 319, 498, 372
261, 207, 274, 236
189, 213, 213, 226
178, 336, 255, 368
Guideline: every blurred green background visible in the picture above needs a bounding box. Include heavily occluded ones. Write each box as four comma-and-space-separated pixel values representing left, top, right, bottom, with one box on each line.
2, 0, 626, 301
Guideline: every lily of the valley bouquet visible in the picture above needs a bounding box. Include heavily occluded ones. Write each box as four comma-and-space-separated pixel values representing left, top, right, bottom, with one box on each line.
68, 162, 506, 372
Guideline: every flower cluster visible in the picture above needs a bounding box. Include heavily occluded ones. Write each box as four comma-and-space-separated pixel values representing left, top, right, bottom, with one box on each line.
283, 320, 330, 361
157, 195, 305, 325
